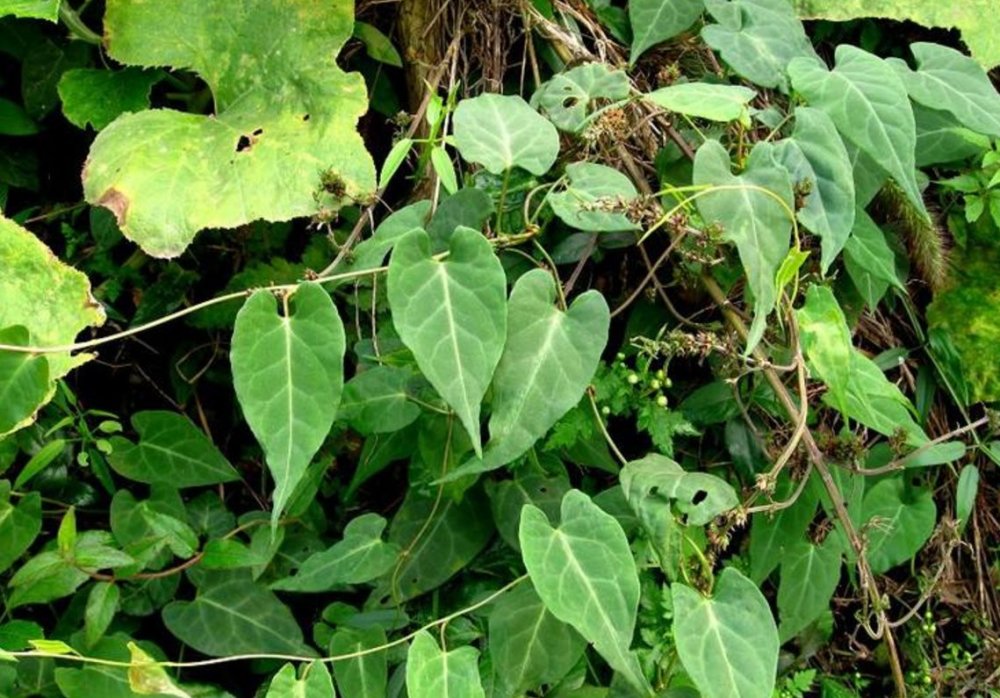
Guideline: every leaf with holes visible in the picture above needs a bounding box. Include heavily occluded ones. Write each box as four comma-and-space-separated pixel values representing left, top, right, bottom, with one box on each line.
531, 63, 631, 132
452, 94, 559, 175
444, 269, 609, 480
672, 567, 779, 698
387, 227, 506, 455
231, 282, 346, 527
82, 0, 375, 258
519, 490, 651, 695
620, 453, 738, 528
693, 140, 794, 352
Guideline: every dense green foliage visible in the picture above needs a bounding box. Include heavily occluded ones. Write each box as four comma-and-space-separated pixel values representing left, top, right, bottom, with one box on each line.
0, 0, 998, 696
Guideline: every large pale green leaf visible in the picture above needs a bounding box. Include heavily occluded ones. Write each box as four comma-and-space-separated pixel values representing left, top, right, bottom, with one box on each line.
330, 627, 386, 698
776, 537, 842, 641
913, 104, 991, 167
671, 568, 779, 698
488, 582, 586, 697
405, 632, 483, 698
445, 269, 609, 480
531, 63, 630, 132
271, 514, 399, 592
645, 83, 756, 123
889, 43, 1000, 138
629, 0, 704, 64
0, 216, 105, 433
486, 466, 571, 551
788, 45, 924, 215
861, 477, 936, 574
452, 94, 559, 175
797, 286, 926, 444
163, 571, 313, 657
0, 1, 58, 20
387, 228, 506, 455
372, 487, 493, 605
58, 68, 161, 131
693, 140, 794, 352
0, 482, 41, 575
266, 663, 334, 698
792, 0, 1000, 69
519, 490, 650, 695
701, 0, 819, 90
549, 162, 639, 232
108, 411, 240, 488
773, 107, 855, 272
231, 282, 345, 526
83, 0, 375, 258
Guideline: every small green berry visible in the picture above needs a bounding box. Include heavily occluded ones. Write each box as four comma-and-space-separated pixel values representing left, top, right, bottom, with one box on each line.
601, 406, 611, 416
656, 394, 668, 407
627, 373, 639, 385
650, 379, 661, 390
664, 377, 673, 388
616, 352, 626, 361
655, 369, 666, 380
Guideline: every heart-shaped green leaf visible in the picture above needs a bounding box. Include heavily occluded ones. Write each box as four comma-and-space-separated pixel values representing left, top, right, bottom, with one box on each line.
672, 567, 779, 698
453, 94, 559, 175
265, 662, 334, 698
388, 227, 507, 455
620, 453, 738, 528
520, 490, 650, 695
531, 63, 631, 132
645, 83, 756, 123
861, 476, 937, 574
777, 537, 842, 641
774, 107, 855, 272
330, 627, 387, 698
550, 162, 640, 232
108, 411, 240, 488
83, 0, 375, 258
445, 269, 609, 480
406, 631, 484, 698
694, 140, 794, 352
629, 0, 704, 65
231, 282, 346, 526
789, 45, 925, 215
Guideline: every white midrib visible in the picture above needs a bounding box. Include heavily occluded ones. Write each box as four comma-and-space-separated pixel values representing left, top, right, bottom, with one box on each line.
437, 267, 476, 443
703, 605, 739, 692
280, 317, 295, 504
495, 314, 561, 438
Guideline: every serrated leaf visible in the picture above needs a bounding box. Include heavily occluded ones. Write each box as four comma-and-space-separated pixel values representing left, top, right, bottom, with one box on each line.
231, 282, 346, 527
693, 140, 794, 352
445, 269, 609, 480
645, 83, 756, 123
519, 490, 650, 695
266, 662, 334, 698
387, 228, 506, 455
330, 627, 387, 698
271, 514, 399, 592
0, 216, 105, 433
776, 538, 841, 641
108, 411, 240, 488
788, 45, 925, 216
453, 94, 559, 175
549, 162, 640, 231
531, 63, 631, 132
57, 68, 161, 131
861, 477, 936, 574
83, 0, 375, 258
773, 107, 855, 272
405, 631, 484, 698
672, 567, 779, 698
489, 582, 585, 697
163, 572, 314, 657
701, 0, 819, 90
629, 0, 704, 64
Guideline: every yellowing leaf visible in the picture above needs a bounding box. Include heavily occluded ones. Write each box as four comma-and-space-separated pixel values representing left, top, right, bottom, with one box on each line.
83, 0, 375, 258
